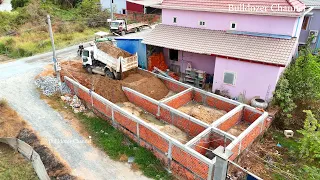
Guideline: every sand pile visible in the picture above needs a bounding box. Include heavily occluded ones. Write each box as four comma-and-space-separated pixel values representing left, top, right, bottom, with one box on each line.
60, 61, 169, 103
178, 101, 227, 124
96, 42, 131, 58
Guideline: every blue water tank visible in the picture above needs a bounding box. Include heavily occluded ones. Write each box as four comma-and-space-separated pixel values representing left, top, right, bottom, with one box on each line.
115, 38, 147, 69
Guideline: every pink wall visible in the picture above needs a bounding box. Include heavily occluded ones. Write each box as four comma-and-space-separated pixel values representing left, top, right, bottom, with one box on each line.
213, 57, 283, 101
163, 48, 216, 74
162, 9, 298, 36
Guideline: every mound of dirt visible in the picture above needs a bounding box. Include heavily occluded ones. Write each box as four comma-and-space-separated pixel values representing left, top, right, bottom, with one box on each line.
60, 61, 169, 103
96, 42, 131, 58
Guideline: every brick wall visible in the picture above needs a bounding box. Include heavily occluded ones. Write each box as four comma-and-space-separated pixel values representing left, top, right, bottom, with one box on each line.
243, 108, 261, 123
172, 145, 209, 179
139, 125, 169, 153
124, 90, 158, 116
194, 91, 237, 112
165, 90, 192, 109
162, 79, 188, 93
240, 123, 262, 152
218, 110, 243, 131
114, 12, 161, 24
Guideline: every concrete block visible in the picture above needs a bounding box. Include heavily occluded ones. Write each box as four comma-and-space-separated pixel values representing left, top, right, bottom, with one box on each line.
284, 130, 294, 138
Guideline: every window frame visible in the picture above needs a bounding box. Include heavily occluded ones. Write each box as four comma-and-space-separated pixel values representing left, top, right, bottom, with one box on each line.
223, 71, 237, 86
199, 21, 206, 26
302, 15, 311, 30
169, 49, 179, 61
230, 22, 237, 30
173, 17, 177, 23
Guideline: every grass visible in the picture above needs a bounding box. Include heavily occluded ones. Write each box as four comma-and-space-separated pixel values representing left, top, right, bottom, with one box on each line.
44, 95, 173, 180
0, 143, 38, 180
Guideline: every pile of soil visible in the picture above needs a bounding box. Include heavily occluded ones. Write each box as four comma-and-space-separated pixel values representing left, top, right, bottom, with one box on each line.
96, 42, 131, 58
60, 61, 169, 103
227, 121, 251, 137
119, 102, 190, 143
178, 101, 227, 124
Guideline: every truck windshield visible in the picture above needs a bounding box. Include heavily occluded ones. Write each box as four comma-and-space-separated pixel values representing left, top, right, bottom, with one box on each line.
110, 22, 119, 27
83, 50, 89, 57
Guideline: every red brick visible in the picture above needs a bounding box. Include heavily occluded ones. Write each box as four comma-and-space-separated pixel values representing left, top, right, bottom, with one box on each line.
207, 96, 236, 112
171, 161, 196, 180
172, 114, 206, 137
124, 90, 158, 116
139, 125, 169, 153
114, 111, 137, 134
218, 111, 242, 131
163, 79, 188, 92
240, 124, 261, 152
65, 80, 74, 92
194, 91, 203, 103
166, 91, 192, 109
159, 107, 172, 123
243, 108, 261, 123
229, 143, 240, 161
78, 88, 91, 103
172, 145, 209, 179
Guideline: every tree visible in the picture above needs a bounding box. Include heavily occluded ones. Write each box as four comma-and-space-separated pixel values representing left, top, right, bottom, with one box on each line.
273, 38, 320, 128
11, 0, 30, 9
297, 110, 320, 161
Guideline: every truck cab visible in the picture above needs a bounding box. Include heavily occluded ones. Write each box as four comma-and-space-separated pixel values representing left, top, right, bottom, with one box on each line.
82, 47, 94, 70
110, 20, 127, 36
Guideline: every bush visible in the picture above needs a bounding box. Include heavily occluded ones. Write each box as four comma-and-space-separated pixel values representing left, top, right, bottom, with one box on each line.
297, 110, 320, 161
11, 0, 30, 9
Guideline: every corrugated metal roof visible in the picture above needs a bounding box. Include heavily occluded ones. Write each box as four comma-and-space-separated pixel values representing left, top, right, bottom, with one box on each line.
153, 0, 306, 17
142, 24, 297, 65
301, 0, 320, 7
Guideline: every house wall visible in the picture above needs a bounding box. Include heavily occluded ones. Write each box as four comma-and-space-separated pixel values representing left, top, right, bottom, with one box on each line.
299, 9, 320, 50
213, 57, 282, 101
163, 48, 216, 75
162, 9, 299, 36
101, 0, 126, 14
126, 1, 144, 13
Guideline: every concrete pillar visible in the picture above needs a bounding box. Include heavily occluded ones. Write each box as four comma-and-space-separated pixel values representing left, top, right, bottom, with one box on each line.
213, 146, 233, 180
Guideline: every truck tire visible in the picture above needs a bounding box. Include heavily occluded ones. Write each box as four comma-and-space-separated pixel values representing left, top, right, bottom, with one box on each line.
121, 31, 125, 36
105, 69, 115, 79
134, 28, 138, 33
137, 27, 141, 32
115, 72, 121, 80
86, 66, 93, 74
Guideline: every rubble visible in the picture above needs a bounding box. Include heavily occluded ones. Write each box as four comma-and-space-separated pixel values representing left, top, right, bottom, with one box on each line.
60, 94, 86, 113
35, 76, 71, 96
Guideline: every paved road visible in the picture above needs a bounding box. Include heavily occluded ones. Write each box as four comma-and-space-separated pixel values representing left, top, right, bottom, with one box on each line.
0, 29, 153, 179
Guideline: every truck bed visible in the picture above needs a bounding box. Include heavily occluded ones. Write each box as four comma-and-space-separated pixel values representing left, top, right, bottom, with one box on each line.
127, 22, 149, 30
96, 42, 131, 59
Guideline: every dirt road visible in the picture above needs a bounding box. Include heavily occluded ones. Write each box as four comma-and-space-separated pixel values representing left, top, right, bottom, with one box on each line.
0, 30, 153, 179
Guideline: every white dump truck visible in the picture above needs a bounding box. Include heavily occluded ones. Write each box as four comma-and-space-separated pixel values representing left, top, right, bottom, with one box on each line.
110, 19, 149, 36
82, 41, 138, 80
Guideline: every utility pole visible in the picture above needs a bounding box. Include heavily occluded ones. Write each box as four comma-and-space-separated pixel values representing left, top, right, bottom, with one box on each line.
47, 15, 62, 93
110, 0, 114, 20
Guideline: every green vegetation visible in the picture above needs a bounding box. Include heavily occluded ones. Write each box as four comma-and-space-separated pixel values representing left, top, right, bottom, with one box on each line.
76, 113, 172, 179
0, 0, 110, 59
0, 143, 38, 180
273, 38, 320, 128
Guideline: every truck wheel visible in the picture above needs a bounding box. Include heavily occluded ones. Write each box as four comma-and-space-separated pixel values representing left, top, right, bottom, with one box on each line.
115, 72, 121, 80
105, 69, 115, 79
137, 27, 141, 32
86, 66, 93, 74
134, 28, 138, 33
121, 31, 125, 36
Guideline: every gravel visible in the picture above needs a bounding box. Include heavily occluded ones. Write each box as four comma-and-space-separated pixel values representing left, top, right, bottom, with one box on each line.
35, 76, 71, 96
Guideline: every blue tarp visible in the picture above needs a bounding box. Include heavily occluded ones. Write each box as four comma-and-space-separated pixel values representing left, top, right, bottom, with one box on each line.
115, 38, 147, 69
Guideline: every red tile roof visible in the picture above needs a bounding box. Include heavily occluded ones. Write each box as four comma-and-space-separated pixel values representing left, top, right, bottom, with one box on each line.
154, 0, 306, 17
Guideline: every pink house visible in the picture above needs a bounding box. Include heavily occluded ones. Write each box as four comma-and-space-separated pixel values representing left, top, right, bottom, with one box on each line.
143, 0, 308, 102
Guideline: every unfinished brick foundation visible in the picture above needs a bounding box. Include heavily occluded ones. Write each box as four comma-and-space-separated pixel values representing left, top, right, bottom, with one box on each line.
64, 70, 272, 180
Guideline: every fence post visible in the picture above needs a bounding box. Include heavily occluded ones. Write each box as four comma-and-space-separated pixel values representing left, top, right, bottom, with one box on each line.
213, 146, 233, 180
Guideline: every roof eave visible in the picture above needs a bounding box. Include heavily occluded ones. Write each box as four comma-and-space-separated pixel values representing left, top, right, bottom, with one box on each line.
151, 5, 304, 17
